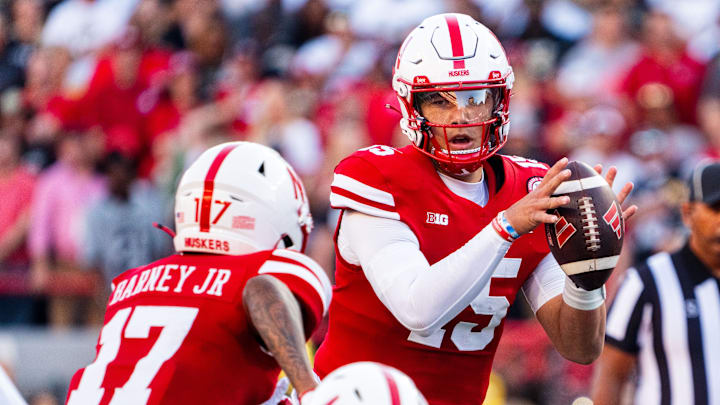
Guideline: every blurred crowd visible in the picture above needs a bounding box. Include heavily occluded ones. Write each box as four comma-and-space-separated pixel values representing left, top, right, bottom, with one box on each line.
0, 0, 719, 403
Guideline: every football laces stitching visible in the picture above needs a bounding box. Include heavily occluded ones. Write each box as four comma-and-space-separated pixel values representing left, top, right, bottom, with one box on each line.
578, 196, 601, 252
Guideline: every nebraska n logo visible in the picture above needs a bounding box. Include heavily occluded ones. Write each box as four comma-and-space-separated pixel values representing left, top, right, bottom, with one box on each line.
603, 202, 622, 239
553, 210, 577, 248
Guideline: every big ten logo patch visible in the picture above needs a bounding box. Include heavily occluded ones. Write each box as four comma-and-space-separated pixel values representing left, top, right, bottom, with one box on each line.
426, 212, 449, 225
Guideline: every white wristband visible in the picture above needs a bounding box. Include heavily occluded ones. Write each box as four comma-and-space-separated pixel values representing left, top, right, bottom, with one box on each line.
562, 277, 605, 311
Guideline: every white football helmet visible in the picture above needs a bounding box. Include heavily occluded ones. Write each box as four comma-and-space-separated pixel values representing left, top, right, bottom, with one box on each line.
303, 362, 428, 405
393, 13, 514, 175
173, 142, 313, 255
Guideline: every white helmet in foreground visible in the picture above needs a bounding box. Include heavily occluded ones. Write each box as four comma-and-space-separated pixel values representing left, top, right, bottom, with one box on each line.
174, 142, 313, 255
304, 362, 428, 405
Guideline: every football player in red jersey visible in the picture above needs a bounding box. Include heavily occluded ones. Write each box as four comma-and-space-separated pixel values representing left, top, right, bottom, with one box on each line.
314, 13, 637, 405
65, 142, 331, 405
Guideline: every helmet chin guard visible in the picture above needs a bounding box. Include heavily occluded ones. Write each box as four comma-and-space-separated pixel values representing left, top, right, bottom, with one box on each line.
393, 13, 514, 176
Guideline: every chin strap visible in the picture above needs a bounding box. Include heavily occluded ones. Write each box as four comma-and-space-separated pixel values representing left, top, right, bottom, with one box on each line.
384, 103, 402, 115
152, 222, 176, 238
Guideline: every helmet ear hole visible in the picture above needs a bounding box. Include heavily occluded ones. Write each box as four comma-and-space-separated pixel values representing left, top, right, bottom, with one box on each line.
281, 234, 294, 249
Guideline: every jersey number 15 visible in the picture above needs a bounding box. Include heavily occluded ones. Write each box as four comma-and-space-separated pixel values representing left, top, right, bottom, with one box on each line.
408, 258, 521, 351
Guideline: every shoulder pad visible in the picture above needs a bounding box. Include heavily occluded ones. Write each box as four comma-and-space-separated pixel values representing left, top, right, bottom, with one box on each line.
260, 249, 332, 314
500, 155, 550, 193
330, 146, 402, 220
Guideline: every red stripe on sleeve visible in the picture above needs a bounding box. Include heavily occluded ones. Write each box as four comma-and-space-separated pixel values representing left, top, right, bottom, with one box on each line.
445, 15, 466, 69
330, 186, 397, 213
200, 144, 238, 232
267, 255, 323, 285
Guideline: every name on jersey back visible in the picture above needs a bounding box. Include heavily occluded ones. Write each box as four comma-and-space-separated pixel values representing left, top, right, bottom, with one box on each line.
109, 264, 232, 306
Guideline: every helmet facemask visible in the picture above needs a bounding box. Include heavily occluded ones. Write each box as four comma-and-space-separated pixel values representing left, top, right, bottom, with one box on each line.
408, 83, 510, 176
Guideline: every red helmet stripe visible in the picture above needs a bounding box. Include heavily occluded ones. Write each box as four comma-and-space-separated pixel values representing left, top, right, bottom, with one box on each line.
199, 144, 238, 232
383, 369, 401, 405
444, 15, 465, 69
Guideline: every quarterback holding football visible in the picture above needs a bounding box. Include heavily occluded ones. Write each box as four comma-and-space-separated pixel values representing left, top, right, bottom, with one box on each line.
314, 13, 636, 404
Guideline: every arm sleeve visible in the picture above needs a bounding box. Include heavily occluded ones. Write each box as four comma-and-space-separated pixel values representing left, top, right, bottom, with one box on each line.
338, 210, 512, 337
521, 253, 566, 313
605, 267, 647, 353
256, 250, 333, 336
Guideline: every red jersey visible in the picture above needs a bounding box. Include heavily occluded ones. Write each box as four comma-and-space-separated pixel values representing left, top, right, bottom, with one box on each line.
315, 145, 550, 404
66, 249, 330, 405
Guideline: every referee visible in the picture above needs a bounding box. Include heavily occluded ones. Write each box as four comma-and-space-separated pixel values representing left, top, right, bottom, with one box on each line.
591, 161, 720, 405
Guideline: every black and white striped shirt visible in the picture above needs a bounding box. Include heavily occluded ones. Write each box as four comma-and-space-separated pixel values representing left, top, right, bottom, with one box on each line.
606, 244, 720, 405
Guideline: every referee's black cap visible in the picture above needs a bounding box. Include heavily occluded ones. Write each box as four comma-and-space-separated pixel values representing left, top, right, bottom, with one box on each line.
689, 160, 720, 205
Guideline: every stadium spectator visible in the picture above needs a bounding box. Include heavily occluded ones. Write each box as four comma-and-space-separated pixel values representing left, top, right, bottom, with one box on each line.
139, 51, 198, 177
621, 10, 706, 125
28, 130, 105, 328
84, 152, 171, 300
48, 28, 171, 159
556, 4, 639, 102
568, 106, 642, 194
12, 0, 44, 47
0, 14, 25, 93
697, 54, 720, 161
40, 0, 139, 58
0, 132, 36, 324
592, 160, 720, 405
697, 98, 720, 161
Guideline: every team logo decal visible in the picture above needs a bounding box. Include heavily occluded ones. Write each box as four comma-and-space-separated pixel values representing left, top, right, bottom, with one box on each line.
553, 210, 577, 248
527, 176, 543, 192
232, 216, 255, 230
603, 201, 623, 239
448, 69, 470, 77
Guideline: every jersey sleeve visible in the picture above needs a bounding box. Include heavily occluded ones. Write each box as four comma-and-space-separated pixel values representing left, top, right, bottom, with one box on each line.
330, 150, 400, 220
256, 249, 332, 335
605, 267, 648, 353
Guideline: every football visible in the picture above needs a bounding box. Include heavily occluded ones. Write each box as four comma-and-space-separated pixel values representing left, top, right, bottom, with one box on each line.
544, 161, 625, 291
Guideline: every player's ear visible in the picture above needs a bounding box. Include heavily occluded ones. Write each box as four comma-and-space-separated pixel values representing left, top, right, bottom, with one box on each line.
680, 201, 694, 228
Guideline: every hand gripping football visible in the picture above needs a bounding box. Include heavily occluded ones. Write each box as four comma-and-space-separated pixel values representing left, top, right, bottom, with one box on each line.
544, 161, 625, 291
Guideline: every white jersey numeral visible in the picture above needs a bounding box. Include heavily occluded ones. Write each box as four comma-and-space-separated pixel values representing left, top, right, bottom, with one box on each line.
360, 145, 396, 156
67, 306, 199, 405
506, 155, 547, 169
408, 258, 521, 351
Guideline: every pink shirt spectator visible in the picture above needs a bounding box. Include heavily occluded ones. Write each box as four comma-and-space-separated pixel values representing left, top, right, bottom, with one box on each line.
0, 166, 36, 267
28, 163, 105, 265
